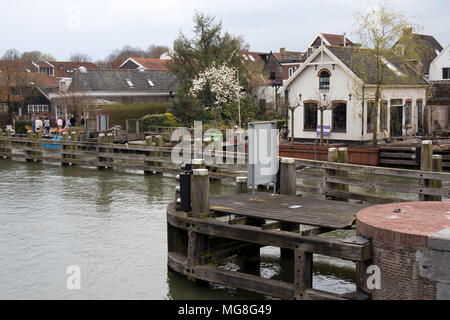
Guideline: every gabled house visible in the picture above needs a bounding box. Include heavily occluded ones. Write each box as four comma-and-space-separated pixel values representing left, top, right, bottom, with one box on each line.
118, 58, 171, 71
51, 61, 99, 78
274, 48, 306, 80
394, 28, 444, 78
0, 72, 59, 115
284, 45, 428, 143
307, 33, 355, 58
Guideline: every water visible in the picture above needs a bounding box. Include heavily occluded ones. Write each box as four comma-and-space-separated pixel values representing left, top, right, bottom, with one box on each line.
0, 159, 355, 300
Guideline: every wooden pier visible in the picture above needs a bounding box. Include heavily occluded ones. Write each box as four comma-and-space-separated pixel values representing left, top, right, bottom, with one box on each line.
167, 159, 373, 300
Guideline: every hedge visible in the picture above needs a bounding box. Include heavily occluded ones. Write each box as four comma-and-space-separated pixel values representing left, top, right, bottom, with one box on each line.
15, 120, 32, 134
100, 102, 169, 128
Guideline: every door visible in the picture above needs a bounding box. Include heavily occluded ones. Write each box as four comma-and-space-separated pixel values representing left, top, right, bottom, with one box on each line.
390, 106, 403, 136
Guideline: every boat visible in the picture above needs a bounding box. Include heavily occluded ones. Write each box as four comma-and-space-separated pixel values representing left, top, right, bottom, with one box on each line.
42, 136, 63, 149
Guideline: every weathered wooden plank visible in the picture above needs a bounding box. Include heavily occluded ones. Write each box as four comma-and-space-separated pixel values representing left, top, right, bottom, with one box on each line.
302, 288, 348, 300
167, 204, 372, 262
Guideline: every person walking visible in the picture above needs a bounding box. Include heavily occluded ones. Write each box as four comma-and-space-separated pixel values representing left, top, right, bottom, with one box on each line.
35, 117, 43, 133
44, 117, 51, 135
57, 117, 63, 135
70, 115, 76, 127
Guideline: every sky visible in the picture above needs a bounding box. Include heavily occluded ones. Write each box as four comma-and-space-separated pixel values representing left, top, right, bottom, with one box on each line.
0, 0, 449, 61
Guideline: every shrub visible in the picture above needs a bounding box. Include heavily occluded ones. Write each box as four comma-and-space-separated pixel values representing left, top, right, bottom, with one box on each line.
100, 102, 169, 128
15, 120, 32, 134
142, 113, 178, 130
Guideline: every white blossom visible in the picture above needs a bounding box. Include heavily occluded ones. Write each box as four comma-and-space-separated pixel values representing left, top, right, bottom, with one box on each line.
190, 64, 243, 110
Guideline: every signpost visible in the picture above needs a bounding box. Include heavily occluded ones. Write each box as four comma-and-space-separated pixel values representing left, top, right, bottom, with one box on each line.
247, 121, 279, 199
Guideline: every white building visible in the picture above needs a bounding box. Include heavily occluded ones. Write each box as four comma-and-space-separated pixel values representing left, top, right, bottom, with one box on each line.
429, 44, 450, 82
283, 45, 429, 143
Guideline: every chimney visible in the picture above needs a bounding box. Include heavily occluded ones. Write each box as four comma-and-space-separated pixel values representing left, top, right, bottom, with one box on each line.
280, 48, 285, 53
343, 33, 347, 47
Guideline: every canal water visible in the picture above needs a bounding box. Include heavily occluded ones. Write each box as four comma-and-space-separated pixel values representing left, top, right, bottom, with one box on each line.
0, 159, 355, 300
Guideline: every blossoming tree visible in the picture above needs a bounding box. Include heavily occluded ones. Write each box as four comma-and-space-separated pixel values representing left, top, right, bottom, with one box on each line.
189, 64, 243, 122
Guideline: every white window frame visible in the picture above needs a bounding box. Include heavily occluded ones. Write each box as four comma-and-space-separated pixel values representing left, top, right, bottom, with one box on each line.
27, 105, 49, 113
125, 79, 135, 88
147, 80, 155, 87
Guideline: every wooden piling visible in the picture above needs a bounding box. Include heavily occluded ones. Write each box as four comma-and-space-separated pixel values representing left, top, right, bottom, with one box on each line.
0, 129, 3, 157
97, 133, 106, 169
192, 159, 206, 170
190, 168, 210, 218
236, 177, 248, 194
26, 131, 34, 162
325, 148, 338, 199
35, 130, 43, 162
294, 248, 313, 300
70, 131, 78, 164
106, 133, 114, 168
5, 129, 12, 158
155, 135, 164, 172
61, 132, 69, 166
280, 157, 298, 260
419, 140, 433, 201
280, 158, 296, 196
429, 155, 443, 201
144, 136, 154, 174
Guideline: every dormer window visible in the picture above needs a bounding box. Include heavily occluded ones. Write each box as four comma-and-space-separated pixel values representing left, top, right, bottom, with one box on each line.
126, 79, 135, 88
319, 70, 330, 91
147, 80, 155, 87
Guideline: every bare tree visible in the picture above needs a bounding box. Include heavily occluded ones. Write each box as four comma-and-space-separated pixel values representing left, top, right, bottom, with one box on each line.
69, 52, 92, 62
147, 45, 170, 59
1, 49, 20, 61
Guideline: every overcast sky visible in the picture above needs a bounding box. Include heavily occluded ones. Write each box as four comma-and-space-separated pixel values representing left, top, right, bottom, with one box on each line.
0, 0, 448, 61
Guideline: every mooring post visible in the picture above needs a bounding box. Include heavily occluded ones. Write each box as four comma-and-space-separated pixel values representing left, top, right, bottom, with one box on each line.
35, 130, 43, 162
144, 136, 154, 174
236, 176, 248, 194
419, 140, 433, 201
97, 133, 106, 170
280, 158, 296, 196
26, 130, 34, 162
335, 147, 349, 201
5, 129, 12, 158
190, 168, 210, 218
325, 147, 338, 199
0, 129, 3, 157
61, 132, 69, 166
155, 135, 164, 173
70, 131, 78, 165
294, 248, 313, 300
429, 155, 443, 201
106, 133, 114, 168
280, 157, 298, 261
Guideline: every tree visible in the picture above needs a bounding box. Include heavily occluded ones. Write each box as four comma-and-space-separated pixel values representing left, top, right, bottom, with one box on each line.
168, 12, 253, 126
21, 51, 42, 61
1, 49, 20, 61
69, 52, 92, 62
147, 45, 170, 59
353, 1, 418, 147
315, 92, 334, 146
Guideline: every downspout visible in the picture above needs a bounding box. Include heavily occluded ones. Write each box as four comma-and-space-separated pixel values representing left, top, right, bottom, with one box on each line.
361, 85, 365, 140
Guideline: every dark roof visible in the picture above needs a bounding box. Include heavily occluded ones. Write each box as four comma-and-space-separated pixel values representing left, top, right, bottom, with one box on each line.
69, 70, 178, 92
394, 31, 443, 75
319, 33, 354, 47
326, 46, 428, 86
52, 61, 99, 78
121, 58, 171, 71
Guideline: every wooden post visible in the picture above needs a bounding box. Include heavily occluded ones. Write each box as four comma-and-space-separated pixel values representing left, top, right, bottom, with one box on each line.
294, 248, 313, 300
144, 136, 154, 174
155, 135, 164, 173
97, 133, 106, 170
70, 131, 78, 165
192, 158, 206, 170
107, 133, 114, 168
280, 157, 298, 260
280, 158, 296, 196
5, 129, 12, 158
236, 177, 248, 194
336, 147, 349, 201
190, 168, 210, 218
61, 132, 69, 166
35, 130, 43, 162
325, 147, 338, 199
429, 155, 443, 201
26, 130, 34, 162
419, 140, 433, 201
0, 129, 3, 157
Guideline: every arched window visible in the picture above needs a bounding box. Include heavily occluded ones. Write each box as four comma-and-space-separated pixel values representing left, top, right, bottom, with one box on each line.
319, 71, 330, 91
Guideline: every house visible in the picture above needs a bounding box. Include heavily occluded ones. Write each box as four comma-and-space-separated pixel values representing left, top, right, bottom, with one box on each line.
51, 61, 99, 78
428, 43, 450, 133
274, 48, 306, 80
49, 69, 178, 115
394, 28, 444, 78
283, 44, 428, 143
0, 71, 59, 115
118, 57, 171, 71
306, 33, 355, 58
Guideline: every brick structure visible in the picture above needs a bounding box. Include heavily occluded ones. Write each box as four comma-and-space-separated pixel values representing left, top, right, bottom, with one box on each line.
356, 202, 450, 300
